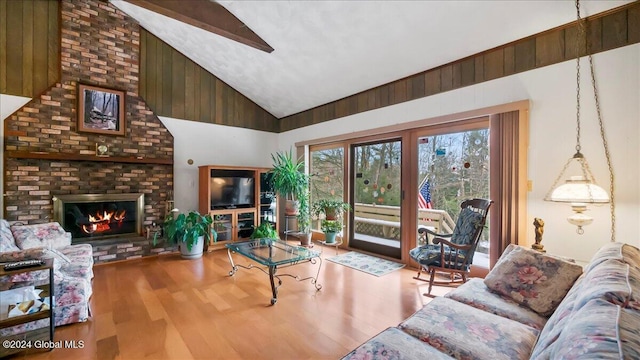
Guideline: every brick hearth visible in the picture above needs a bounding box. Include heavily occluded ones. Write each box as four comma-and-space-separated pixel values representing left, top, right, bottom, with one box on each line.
3, 0, 175, 264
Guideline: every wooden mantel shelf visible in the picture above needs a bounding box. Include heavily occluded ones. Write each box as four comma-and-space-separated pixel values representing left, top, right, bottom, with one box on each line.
5, 151, 173, 165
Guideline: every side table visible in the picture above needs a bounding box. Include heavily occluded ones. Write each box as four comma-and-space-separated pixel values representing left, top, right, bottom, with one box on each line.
318, 239, 343, 255
283, 214, 297, 242
0, 258, 55, 357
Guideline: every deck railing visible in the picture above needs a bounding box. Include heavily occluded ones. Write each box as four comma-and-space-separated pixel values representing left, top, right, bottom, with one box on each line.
352, 203, 455, 241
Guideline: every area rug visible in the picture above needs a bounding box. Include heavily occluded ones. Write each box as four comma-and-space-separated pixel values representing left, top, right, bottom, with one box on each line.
327, 252, 405, 277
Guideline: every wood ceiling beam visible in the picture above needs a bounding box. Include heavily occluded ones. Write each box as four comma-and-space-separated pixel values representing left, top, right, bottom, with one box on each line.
123, 0, 274, 53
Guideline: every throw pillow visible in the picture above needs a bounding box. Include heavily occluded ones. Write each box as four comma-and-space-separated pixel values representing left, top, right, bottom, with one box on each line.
484, 245, 583, 316
0, 219, 20, 252
11, 222, 72, 250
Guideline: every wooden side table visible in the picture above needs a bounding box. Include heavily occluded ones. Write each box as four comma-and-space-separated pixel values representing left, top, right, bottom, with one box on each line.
0, 258, 55, 357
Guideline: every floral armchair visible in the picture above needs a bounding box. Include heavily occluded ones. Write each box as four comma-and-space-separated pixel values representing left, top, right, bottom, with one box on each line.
0, 220, 94, 336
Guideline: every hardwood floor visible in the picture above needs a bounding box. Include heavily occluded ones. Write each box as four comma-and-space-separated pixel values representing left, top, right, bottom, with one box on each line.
10, 245, 451, 360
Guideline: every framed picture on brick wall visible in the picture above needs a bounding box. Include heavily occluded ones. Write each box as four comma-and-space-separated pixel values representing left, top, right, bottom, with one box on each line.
78, 84, 126, 136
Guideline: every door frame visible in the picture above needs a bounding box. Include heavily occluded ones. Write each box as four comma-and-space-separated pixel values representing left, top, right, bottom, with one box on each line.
349, 136, 404, 259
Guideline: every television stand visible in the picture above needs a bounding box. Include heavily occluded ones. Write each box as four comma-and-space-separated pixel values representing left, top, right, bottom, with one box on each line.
199, 165, 279, 251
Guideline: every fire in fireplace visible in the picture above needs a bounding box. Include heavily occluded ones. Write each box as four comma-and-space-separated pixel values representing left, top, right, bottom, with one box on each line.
53, 193, 144, 240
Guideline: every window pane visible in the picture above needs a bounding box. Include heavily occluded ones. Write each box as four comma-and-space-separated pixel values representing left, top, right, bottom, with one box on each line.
310, 146, 345, 231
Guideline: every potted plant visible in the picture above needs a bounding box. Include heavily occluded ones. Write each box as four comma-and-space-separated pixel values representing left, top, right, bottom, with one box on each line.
269, 149, 312, 246
156, 210, 214, 259
312, 199, 351, 220
321, 219, 343, 244
250, 222, 279, 239
269, 149, 308, 216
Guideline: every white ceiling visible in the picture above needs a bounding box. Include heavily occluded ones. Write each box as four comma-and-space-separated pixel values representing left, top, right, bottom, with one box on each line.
110, 0, 632, 119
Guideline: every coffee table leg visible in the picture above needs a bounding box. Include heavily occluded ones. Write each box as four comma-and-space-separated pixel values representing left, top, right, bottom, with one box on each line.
269, 265, 278, 305
227, 248, 238, 276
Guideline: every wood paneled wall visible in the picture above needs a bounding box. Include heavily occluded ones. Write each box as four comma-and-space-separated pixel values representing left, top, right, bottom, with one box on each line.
2, 1, 636, 134
279, 2, 640, 132
0, 0, 60, 98
139, 30, 279, 132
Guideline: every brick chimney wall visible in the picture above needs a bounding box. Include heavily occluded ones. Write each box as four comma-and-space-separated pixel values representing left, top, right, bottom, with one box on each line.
3, 0, 175, 263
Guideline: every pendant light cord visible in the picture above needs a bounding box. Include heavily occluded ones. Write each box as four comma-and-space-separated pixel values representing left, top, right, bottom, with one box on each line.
575, 0, 616, 242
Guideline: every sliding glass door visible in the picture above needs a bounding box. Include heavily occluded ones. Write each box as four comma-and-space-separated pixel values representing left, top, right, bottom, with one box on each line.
416, 125, 490, 267
350, 139, 402, 259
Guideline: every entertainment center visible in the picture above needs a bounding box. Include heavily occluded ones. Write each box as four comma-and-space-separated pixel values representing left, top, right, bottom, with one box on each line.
198, 166, 278, 249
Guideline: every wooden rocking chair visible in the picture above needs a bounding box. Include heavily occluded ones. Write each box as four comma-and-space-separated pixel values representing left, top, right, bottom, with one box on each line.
409, 198, 492, 296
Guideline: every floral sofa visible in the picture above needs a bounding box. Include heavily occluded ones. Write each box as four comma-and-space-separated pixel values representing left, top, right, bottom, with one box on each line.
342, 242, 640, 359
0, 220, 94, 335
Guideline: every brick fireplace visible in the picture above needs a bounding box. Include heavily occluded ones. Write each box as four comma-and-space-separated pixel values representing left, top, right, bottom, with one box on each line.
3, 0, 175, 263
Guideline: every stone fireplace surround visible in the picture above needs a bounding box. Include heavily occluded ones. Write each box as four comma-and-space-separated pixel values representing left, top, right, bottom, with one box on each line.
3, 0, 175, 264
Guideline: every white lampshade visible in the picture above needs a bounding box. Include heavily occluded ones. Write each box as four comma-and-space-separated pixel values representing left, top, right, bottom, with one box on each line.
548, 176, 610, 204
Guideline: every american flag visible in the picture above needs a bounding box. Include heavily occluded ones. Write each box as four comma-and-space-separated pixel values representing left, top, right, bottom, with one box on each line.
418, 178, 432, 209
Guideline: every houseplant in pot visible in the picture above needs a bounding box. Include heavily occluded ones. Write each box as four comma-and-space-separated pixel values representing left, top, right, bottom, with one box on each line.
269, 149, 307, 216
312, 199, 351, 221
157, 210, 214, 259
250, 222, 279, 239
321, 219, 343, 244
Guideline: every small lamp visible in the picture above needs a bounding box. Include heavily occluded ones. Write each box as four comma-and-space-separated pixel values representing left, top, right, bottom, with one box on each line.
545, 0, 615, 238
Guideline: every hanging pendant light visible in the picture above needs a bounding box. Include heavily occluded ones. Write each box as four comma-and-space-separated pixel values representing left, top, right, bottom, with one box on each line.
545, 0, 615, 238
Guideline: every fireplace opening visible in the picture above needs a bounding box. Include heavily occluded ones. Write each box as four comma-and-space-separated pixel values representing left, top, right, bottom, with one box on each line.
53, 193, 144, 241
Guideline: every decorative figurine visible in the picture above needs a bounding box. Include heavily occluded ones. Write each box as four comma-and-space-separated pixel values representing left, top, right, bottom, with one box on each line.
532, 217, 546, 253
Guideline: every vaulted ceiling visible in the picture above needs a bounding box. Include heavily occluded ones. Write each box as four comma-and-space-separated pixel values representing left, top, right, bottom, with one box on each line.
110, 0, 633, 119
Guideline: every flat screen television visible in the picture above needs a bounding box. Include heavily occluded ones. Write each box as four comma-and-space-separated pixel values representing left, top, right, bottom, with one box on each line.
209, 170, 255, 209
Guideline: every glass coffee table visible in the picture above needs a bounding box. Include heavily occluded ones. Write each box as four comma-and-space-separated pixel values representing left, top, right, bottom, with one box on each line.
226, 238, 322, 305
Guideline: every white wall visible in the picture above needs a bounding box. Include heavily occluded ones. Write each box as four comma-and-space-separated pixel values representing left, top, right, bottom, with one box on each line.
278, 44, 640, 263
0, 94, 32, 218
160, 117, 279, 213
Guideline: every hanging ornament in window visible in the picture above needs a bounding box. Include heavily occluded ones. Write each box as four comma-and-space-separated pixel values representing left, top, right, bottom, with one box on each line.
377, 197, 384, 203
364, 179, 370, 185
464, 162, 470, 169
324, 176, 330, 182
384, 163, 389, 169
380, 187, 386, 194
387, 183, 392, 189
372, 191, 379, 197
363, 187, 368, 193
373, 183, 378, 190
